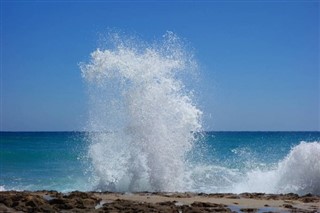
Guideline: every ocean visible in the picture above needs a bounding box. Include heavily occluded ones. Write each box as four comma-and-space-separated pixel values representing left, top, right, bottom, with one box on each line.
1, 131, 319, 195
2, 33, 319, 195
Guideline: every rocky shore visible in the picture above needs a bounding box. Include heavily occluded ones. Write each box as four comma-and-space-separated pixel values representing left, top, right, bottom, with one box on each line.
0, 191, 319, 212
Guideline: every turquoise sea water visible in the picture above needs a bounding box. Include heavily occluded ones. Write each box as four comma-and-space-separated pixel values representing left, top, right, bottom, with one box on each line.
1, 131, 319, 194
0, 132, 88, 191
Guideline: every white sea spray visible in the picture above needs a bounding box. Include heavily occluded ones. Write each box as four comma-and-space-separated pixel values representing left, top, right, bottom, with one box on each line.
232, 141, 320, 195
80, 32, 319, 195
80, 32, 202, 192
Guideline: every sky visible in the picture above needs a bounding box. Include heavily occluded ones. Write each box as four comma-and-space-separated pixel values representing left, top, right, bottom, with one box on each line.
1, 1, 319, 131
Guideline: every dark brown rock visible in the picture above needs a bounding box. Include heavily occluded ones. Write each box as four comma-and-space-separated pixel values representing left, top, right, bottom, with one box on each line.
240, 208, 258, 212
0, 191, 319, 213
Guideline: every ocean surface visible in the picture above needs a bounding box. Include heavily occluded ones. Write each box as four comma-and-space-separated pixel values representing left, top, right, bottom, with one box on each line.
1, 131, 319, 195
2, 33, 320, 195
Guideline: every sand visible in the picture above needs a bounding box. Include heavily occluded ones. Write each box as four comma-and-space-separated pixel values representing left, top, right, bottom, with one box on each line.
0, 191, 319, 212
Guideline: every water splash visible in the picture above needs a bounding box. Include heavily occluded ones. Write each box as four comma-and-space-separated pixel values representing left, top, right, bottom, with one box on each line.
275, 141, 320, 194
80, 32, 202, 192
234, 141, 320, 195
0, 185, 6, 191
80, 32, 319, 195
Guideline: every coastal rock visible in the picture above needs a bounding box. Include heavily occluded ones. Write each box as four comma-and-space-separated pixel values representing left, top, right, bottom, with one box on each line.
0, 191, 319, 212
240, 208, 258, 212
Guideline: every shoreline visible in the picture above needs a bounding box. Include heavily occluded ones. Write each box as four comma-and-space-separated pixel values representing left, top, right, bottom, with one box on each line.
1, 191, 319, 212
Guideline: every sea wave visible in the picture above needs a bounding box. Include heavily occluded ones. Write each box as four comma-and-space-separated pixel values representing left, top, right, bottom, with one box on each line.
232, 141, 320, 195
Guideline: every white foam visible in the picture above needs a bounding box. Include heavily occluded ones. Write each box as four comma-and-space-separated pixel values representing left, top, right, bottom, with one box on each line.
274, 141, 320, 194
233, 141, 320, 195
80, 32, 319, 195
81, 32, 202, 192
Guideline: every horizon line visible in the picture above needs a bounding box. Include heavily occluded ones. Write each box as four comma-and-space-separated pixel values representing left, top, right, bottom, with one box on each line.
1, 130, 319, 133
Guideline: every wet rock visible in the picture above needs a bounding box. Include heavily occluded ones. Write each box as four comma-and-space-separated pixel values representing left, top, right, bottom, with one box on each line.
0, 191, 319, 213
66, 191, 92, 199
158, 201, 176, 206
283, 204, 293, 208
0, 203, 18, 213
48, 198, 65, 205
82, 198, 97, 207
300, 197, 318, 203
192, 201, 219, 207
240, 208, 258, 212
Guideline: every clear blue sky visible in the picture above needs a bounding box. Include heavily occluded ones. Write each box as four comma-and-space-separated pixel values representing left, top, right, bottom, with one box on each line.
1, 1, 319, 131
